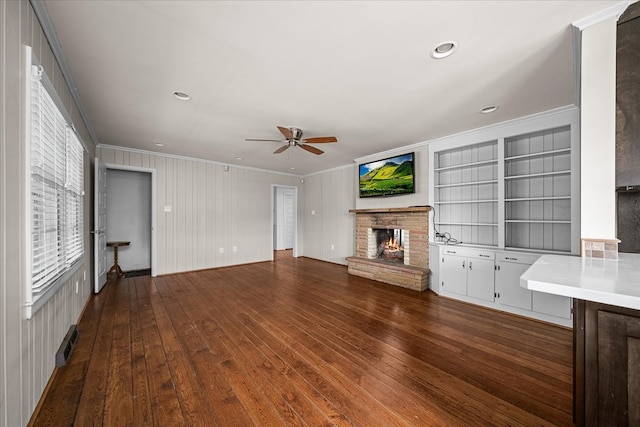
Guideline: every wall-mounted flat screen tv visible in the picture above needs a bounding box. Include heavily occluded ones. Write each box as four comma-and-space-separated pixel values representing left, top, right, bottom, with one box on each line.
359, 152, 415, 198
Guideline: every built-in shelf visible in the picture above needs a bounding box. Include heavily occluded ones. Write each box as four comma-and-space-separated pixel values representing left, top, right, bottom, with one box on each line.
433, 159, 498, 172
504, 170, 570, 180
435, 200, 498, 204
434, 179, 499, 189
505, 196, 571, 202
435, 222, 498, 226
505, 220, 572, 224
504, 148, 571, 162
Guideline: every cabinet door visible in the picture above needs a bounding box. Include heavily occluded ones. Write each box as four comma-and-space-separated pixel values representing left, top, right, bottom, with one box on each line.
532, 292, 571, 319
441, 254, 467, 296
589, 308, 640, 426
496, 261, 532, 310
467, 258, 495, 302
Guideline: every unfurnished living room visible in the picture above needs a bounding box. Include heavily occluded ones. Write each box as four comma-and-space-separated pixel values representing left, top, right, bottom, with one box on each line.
2, 1, 639, 426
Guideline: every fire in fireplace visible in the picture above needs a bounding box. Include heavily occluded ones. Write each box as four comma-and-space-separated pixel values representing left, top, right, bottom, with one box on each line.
375, 229, 405, 263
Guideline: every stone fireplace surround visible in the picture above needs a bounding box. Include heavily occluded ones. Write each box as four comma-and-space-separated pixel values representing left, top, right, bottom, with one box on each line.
347, 207, 431, 291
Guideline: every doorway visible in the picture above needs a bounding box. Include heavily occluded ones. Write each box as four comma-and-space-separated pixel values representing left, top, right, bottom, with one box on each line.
273, 185, 298, 257
105, 164, 156, 278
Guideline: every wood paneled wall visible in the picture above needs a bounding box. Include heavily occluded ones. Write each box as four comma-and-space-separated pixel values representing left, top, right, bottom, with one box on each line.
301, 165, 356, 265
97, 147, 302, 275
0, 1, 95, 425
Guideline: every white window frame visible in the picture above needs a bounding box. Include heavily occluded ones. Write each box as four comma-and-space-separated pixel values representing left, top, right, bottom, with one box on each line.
24, 46, 86, 319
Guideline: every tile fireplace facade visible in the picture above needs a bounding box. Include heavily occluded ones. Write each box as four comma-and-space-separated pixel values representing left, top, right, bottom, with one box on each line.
347, 207, 431, 291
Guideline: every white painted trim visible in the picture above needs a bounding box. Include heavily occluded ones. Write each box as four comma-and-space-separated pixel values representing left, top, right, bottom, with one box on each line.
97, 144, 305, 178
103, 163, 158, 277
23, 45, 34, 319
271, 184, 299, 258
572, 1, 631, 30
354, 141, 428, 165
303, 162, 355, 178
428, 105, 579, 153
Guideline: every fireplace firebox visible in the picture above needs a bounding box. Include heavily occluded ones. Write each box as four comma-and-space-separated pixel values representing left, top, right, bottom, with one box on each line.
372, 228, 405, 263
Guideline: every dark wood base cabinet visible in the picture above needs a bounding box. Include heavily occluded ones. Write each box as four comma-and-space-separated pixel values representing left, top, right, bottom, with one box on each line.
574, 299, 640, 426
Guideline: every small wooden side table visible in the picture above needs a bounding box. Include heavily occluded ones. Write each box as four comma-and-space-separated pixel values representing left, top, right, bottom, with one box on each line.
107, 241, 130, 278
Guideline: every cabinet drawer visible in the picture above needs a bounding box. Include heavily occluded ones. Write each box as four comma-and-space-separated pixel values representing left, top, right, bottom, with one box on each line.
442, 247, 495, 260
495, 251, 539, 265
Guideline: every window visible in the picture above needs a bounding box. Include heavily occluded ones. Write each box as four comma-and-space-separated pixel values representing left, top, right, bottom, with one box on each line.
26, 52, 84, 318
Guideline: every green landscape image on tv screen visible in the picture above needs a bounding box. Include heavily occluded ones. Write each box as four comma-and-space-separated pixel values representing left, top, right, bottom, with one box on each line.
359, 153, 414, 197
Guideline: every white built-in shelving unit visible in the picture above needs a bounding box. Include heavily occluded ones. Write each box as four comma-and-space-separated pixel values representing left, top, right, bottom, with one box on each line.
429, 106, 580, 255
433, 141, 499, 246
428, 107, 579, 327
504, 126, 572, 252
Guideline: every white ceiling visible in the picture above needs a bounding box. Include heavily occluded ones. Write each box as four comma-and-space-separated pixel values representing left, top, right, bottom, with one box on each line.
42, 0, 621, 175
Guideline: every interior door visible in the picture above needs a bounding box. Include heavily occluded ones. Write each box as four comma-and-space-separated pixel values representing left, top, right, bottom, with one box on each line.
283, 190, 295, 249
94, 158, 108, 292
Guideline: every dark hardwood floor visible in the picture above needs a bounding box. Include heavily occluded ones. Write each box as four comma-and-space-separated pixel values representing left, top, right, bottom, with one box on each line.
31, 252, 573, 426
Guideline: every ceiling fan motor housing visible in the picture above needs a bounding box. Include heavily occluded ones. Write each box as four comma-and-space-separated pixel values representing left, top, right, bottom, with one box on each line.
289, 127, 303, 141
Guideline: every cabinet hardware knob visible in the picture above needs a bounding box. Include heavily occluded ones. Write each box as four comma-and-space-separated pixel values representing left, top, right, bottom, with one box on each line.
469, 261, 472, 270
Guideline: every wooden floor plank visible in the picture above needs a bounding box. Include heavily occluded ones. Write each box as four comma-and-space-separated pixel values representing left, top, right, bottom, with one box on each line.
31, 252, 574, 426
129, 276, 153, 426
103, 276, 134, 426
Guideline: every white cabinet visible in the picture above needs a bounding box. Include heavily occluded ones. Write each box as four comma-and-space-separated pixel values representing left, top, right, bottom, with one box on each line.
495, 252, 537, 310
495, 251, 571, 326
433, 244, 572, 327
440, 247, 495, 303
532, 291, 572, 320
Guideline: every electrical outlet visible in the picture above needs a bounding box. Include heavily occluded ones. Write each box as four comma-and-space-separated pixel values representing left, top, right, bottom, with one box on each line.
331, 244, 335, 250
233, 246, 237, 252
219, 247, 224, 253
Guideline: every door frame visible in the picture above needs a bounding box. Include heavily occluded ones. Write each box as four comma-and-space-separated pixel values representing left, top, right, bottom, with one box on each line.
271, 184, 298, 258
104, 163, 157, 276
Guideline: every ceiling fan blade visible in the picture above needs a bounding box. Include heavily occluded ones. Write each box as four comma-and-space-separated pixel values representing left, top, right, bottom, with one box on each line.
245, 138, 283, 142
277, 126, 293, 140
300, 144, 324, 155
273, 145, 290, 154
303, 136, 337, 144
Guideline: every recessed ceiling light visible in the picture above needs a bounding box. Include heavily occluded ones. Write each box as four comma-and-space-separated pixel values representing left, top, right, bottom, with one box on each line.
430, 41, 458, 59
290, 167, 296, 170
154, 142, 166, 147
480, 106, 499, 114
235, 157, 243, 160
173, 91, 191, 101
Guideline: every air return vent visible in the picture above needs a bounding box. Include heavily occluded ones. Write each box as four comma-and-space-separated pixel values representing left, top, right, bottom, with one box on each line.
55, 325, 79, 367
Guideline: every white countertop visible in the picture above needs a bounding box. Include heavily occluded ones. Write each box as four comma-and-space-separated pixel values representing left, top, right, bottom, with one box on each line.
521, 253, 640, 310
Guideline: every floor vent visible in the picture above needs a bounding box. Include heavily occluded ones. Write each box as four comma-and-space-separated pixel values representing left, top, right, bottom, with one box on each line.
55, 325, 79, 367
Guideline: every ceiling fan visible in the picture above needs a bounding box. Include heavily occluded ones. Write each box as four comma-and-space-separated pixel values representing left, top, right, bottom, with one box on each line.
246, 126, 337, 155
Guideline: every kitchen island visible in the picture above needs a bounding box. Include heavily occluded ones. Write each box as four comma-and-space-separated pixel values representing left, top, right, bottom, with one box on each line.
521, 253, 640, 426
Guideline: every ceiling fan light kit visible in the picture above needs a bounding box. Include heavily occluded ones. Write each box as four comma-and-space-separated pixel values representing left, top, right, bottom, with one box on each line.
246, 126, 338, 155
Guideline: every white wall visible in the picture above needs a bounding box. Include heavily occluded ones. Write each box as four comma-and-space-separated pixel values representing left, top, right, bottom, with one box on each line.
0, 1, 95, 425
106, 169, 152, 271
98, 147, 302, 274
578, 15, 619, 240
302, 165, 356, 265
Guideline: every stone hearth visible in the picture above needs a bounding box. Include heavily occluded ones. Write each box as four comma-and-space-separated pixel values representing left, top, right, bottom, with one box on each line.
347, 207, 431, 291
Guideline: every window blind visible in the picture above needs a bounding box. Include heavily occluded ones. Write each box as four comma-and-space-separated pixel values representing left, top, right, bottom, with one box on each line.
28, 62, 84, 306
